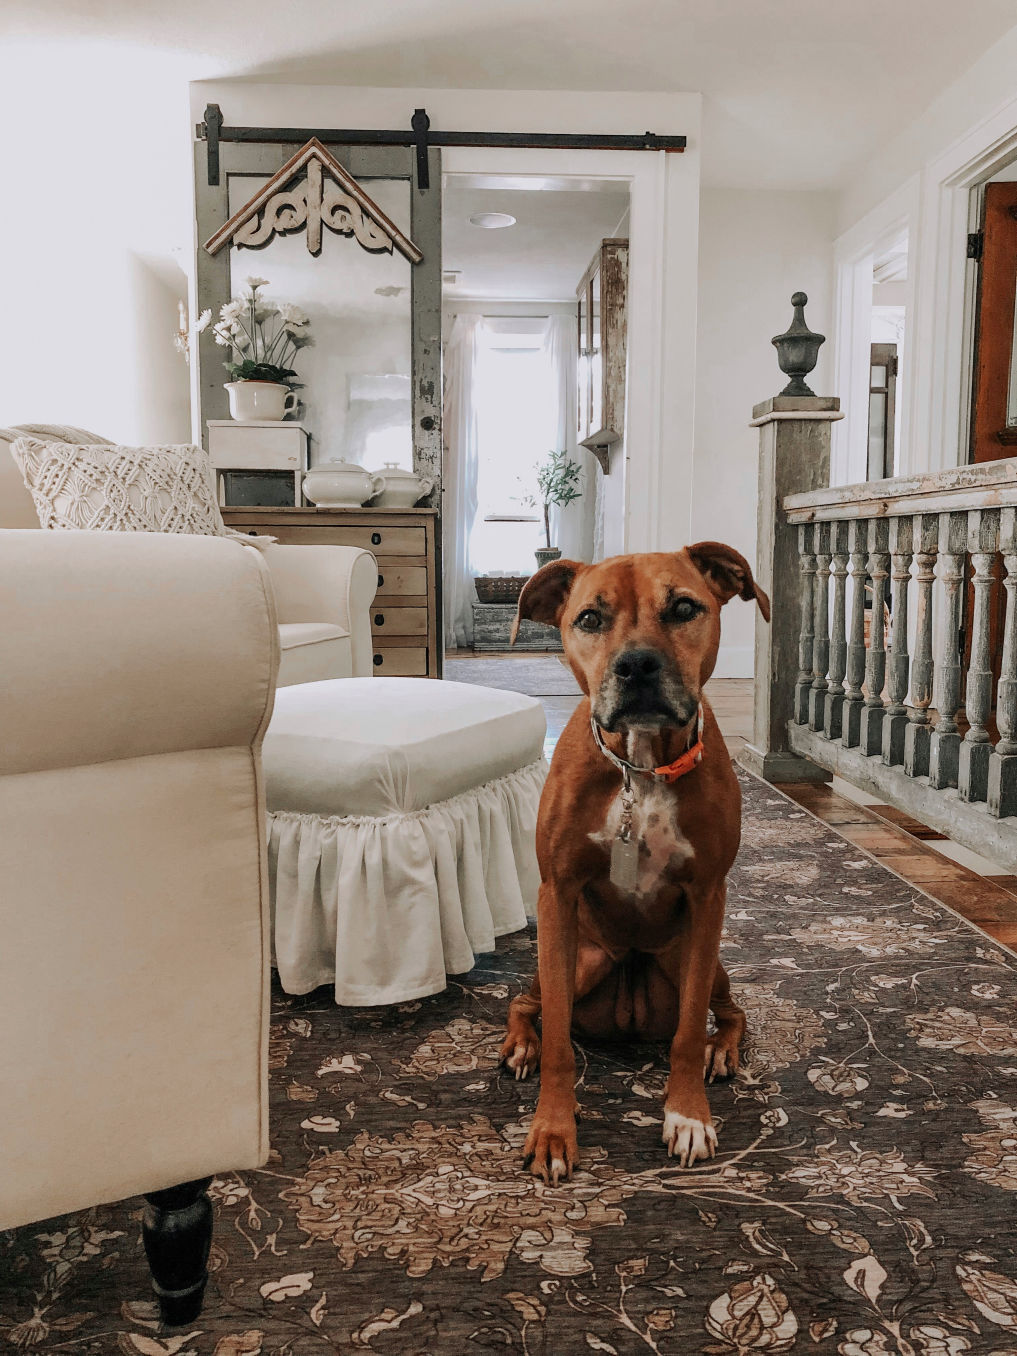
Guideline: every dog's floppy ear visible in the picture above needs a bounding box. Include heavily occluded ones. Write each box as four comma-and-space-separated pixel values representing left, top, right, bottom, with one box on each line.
687, 541, 771, 622
511, 559, 582, 643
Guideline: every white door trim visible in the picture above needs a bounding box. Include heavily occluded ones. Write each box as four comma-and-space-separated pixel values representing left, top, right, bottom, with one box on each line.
832, 176, 919, 484
443, 141, 700, 557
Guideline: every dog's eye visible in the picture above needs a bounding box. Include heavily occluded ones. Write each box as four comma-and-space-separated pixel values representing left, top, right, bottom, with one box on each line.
668, 598, 701, 624
574, 609, 604, 633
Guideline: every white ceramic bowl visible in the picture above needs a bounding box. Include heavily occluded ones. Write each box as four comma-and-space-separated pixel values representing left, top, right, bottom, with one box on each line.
303, 460, 383, 507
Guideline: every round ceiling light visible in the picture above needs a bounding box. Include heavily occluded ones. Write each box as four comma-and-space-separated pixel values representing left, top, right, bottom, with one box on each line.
468, 211, 517, 229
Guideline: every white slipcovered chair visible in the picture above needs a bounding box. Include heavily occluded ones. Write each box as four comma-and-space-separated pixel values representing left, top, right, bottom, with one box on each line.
0, 424, 378, 686
0, 527, 278, 1323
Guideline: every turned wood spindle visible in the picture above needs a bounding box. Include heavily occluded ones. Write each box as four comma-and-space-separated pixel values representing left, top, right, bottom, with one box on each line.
795, 523, 817, 725
824, 521, 849, 741
841, 518, 869, 749
904, 514, 938, 779
859, 517, 890, 756
882, 516, 913, 767
809, 521, 832, 731
959, 508, 1000, 804
929, 512, 969, 790
989, 507, 1017, 817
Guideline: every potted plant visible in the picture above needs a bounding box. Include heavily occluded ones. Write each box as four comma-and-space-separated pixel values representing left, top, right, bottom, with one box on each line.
522, 449, 583, 569
213, 277, 313, 422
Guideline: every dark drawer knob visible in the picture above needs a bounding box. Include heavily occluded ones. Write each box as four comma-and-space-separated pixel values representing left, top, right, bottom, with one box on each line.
377, 573, 384, 587
420, 415, 436, 431
373, 653, 383, 667
374, 613, 385, 626
371, 532, 382, 545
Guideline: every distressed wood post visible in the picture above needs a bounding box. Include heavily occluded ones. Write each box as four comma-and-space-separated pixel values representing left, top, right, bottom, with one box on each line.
959, 508, 999, 804
882, 515, 913, 766
988, 506, 1017, 817
842, 518, 869, 749
859, 517, 890, 755
796, 523, 817, 724
809, 521, 832, 730
741, 396, 841, 783
929, 512, 968, 790
904, 514, 938, 778
824, 520, 849, 740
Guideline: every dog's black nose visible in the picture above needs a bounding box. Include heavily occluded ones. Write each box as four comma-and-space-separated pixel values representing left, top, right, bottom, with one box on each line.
613, 648, 663, 683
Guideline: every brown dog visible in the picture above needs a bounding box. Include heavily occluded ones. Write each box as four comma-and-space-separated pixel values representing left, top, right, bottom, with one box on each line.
500, 544, 770, 1184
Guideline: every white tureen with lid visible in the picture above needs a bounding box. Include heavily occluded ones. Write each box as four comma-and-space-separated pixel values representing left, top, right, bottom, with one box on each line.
302, 460, 383, 507
368, 462, 434, 509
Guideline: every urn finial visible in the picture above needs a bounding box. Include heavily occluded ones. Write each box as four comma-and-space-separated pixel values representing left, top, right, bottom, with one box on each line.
771, 292, 825, 397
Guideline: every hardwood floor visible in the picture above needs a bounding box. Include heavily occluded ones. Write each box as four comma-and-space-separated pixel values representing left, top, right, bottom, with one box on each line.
446, 653, 1016, 951
776, 780, 1017, 949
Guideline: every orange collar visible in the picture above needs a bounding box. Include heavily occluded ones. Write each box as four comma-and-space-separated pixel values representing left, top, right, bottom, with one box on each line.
590, 706, 705, 785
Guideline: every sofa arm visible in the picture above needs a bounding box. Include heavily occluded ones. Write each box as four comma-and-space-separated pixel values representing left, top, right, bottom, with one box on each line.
260, 542, 378, 678
0, 529, 279, 777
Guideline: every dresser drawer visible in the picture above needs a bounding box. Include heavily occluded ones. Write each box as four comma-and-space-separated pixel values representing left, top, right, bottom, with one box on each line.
375, 564, 428, 597
248, 525, 425, 555
371, 606, 428, 637
372, 647, 428, 677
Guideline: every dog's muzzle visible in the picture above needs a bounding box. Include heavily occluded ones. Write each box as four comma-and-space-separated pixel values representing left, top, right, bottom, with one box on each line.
595, 647, 697, 732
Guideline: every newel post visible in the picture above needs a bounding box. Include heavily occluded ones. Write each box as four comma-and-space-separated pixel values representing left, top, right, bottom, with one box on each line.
740, 396, 842, 783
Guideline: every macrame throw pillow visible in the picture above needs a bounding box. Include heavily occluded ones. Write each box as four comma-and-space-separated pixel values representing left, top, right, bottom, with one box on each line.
10, 438, 230, 536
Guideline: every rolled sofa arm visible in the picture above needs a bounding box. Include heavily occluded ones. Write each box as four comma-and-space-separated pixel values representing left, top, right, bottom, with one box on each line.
0, 529, 279, 777
0, 527, 278, 1229
260, 542, 378, 677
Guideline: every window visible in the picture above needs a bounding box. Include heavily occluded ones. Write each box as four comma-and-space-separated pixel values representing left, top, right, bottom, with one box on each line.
470, 320, 558, 574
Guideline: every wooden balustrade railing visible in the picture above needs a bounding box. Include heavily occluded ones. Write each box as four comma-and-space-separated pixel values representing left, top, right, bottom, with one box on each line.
773, 460, 1017, 865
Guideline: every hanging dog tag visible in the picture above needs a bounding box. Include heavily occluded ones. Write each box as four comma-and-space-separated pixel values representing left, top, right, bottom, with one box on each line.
610, 833, 640, 892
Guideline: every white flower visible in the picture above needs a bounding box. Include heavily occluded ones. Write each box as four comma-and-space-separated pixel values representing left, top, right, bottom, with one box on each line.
279, 303, 310, 326
220, 299, 245, 323
254, 304, 278, 323
245, 275, 270, 290
213, 322, 233, 347
194, 308, 212, 333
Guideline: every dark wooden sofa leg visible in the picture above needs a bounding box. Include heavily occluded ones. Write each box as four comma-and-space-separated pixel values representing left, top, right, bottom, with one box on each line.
142, 1177, 213, 1325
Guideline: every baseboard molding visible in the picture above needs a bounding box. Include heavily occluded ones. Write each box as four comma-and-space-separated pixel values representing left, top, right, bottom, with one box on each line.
711, 645, 755, 679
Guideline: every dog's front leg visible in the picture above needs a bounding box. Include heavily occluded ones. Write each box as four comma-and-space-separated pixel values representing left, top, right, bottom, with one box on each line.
661, 888, 725, 1167
523, 879, 579, 1185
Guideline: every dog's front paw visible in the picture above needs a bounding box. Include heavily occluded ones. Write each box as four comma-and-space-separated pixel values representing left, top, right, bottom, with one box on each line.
703, 1033, 740, 1083
500, 1027, 541, 1081
662, 1108, 717, 1167
523, 1102, 579, 1185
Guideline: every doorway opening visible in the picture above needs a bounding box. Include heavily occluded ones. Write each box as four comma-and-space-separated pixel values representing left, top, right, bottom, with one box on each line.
441, 174, 630, 652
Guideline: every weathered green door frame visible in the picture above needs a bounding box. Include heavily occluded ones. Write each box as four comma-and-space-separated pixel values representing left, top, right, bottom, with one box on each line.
192, 134, 442, 505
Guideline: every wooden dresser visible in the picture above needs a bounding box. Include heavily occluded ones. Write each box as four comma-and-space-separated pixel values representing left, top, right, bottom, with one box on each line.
222, 506, 441, 678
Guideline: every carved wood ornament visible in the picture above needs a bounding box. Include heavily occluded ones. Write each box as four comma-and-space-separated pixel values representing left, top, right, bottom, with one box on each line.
203, 137, 423, 263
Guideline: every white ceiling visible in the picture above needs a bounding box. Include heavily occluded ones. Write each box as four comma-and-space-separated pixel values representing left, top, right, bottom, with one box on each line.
4, 0, 1017, 191
443, 179, 629, 301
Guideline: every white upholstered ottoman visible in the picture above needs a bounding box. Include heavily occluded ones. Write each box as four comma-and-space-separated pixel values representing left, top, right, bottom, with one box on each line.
262, 677, 547, 1005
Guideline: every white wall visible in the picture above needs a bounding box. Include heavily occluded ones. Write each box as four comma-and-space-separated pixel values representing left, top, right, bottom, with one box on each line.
833, 23, 1017, 477
693, 187, 836, 676
837, 25, 1017, 236
0, 43, 192, 442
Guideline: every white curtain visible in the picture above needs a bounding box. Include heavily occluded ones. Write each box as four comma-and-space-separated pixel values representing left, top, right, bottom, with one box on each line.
442, 314, 483, 648
543, 313, 594, 562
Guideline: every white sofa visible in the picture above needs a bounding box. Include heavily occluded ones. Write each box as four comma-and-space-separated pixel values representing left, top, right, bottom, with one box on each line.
0, 527, 278, 1322
0, 424, 378, 685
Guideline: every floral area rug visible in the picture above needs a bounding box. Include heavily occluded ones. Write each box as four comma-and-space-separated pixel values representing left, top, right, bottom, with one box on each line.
4, 771, 1017, 1355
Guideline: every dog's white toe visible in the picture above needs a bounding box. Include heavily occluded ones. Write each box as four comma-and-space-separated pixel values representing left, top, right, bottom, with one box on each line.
662, 1110, 717, 1167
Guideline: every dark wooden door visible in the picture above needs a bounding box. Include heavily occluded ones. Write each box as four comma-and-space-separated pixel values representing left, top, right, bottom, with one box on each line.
971, 180, 1017, 463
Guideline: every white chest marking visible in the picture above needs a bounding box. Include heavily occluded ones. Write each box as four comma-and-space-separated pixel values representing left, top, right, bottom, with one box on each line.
589, 734, 694, 901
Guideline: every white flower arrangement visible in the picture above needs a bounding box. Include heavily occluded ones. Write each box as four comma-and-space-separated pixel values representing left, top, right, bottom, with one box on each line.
213, 277, 313, 386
